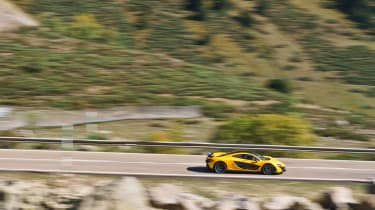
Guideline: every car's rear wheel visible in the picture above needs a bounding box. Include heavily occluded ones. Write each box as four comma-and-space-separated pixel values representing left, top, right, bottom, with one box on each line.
214, 162, 227, 173
262, 164, 275, 175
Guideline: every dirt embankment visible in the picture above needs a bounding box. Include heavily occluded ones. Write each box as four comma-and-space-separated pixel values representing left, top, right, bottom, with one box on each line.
0, 0, 38, 31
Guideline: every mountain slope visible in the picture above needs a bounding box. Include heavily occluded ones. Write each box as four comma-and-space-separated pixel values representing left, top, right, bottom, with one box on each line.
0, 0, 374, 117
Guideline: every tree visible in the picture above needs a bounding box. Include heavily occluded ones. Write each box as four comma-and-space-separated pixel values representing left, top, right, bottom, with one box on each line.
212, 114, 315, 145
266, 79, 292, 94
212, 0, 231, 10
256, 0, 271, 16
334, 0, 373, 29
185, 0, 205, 20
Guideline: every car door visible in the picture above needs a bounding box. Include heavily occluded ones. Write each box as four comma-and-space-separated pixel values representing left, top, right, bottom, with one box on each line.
231, 153, 262, 171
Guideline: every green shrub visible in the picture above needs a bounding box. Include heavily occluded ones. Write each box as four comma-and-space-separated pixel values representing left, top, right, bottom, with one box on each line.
185, 0, 206, 20
266, 79, 292, 93
296, 76, 313, 81
314, 128, 370, 141
212, 114, 315, 145
256, 0, 272, 16
234, 10, 254, 27
333, 0, 374, 29
87, 132, 107, 140
212, 0, 232, 10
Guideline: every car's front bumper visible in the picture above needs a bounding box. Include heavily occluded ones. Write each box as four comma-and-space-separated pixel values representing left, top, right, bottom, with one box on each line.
277, 166, 286, 173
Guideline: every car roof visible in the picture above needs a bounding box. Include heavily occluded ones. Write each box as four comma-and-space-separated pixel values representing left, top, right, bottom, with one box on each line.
221, 151, 256, 156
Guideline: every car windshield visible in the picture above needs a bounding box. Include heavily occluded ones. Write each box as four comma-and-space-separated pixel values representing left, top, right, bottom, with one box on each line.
253, 153, 268, 160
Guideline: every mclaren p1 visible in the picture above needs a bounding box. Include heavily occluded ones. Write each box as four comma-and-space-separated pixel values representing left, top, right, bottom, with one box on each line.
206, 151, 286, 175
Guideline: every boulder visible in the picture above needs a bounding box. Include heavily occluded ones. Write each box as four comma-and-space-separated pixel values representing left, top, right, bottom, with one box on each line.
215, 194, 260, 210
148, 184, 183, 210
263, 195, 323, 210
80, 177, 158, 210
318, 187, 357, 210
355, 195, 375, 210
112, 177, 154, 210
179, 192, 215, 210
148, 183, 214, 210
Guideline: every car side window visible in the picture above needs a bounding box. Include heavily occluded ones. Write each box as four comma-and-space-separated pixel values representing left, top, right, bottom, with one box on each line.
233, 154, 244, 159
233, 154, 257, 161
244, 154, 259, 161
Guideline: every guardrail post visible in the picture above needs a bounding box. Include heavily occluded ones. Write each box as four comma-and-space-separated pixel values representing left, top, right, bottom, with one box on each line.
61, 125, 74, 171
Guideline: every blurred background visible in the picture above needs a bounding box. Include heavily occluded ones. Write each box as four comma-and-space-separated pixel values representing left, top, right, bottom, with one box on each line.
0, 1, 374, 209
0, 0, 373, 158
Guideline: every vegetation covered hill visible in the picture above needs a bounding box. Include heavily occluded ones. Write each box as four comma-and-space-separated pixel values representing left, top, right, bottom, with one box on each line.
0, 0, 374, 144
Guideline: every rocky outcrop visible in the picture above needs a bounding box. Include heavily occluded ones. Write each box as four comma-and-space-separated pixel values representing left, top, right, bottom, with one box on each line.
80, 177, 158, 210
355, 194, 375, 210
263, 195, 323, 210
318, 187, 357, 210
0, 0, 38, 32
148, 183, 215, 210
214, 194, 260, 210
0, 176, 373, 210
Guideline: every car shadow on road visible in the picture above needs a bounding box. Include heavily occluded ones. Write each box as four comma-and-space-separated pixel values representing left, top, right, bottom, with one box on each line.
186, 166, 211, 173
186, 166, 281, 175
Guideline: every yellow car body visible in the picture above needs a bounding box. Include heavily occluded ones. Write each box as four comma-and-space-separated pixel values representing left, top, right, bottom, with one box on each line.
206, 151, 286, 175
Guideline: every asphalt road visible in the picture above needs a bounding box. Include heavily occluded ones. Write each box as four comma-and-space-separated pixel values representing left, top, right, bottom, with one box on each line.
0, 149, 374, 182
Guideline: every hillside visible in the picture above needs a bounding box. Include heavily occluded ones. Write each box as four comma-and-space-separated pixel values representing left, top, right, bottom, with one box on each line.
0, 0, 374, 144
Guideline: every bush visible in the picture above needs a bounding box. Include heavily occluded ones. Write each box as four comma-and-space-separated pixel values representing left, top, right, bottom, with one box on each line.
333, 0, 374, 29
143, 122, 187, 154
256, 0, 271, 16
212, 114, 315, 145
185, 0, 206, 20
212, 0, 231, 10
314, 128, 370, 141
234, 10, 254, 27
87, 132, 107, 140
266, 79, 292, 93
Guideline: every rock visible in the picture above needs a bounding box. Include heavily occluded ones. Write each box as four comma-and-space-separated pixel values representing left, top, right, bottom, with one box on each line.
215, 194, 260, 210
80, 177, 159, 210
368, 179, 375, 194
263, 195, 323, 210
318, 187, 357, 210
112, 177, 155, 210
179, 192, 215, 210
148, 183, 214, 210
148, 184, 184, 210
355, 195, 375, 210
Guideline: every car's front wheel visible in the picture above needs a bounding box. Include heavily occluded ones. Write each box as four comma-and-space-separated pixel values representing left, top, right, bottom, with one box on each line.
261, 164, 275, 175
214, 162, 227, 173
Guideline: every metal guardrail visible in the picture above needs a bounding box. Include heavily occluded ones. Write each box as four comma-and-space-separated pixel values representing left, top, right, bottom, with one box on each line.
0, 137, 374, 154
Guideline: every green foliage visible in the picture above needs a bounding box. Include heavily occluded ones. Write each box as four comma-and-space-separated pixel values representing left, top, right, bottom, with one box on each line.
87, 133, 107, 140
256, 0, 272, 16
234, 10, 254, 27
213, 114, 315, 145
170, 97, 235, 118
67, 14, 118, 43
304, 37, 375, 86
346, 115, 375, 129
333, 0, 374, 29
185, 0, 206, 20
143, 122, 187, 154
266, 79, 292, 93
314, 128, 370, 141
212, 0, 232, 10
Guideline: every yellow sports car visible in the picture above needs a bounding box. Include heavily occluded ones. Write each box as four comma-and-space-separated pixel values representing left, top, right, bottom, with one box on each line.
206, 151, 286, 175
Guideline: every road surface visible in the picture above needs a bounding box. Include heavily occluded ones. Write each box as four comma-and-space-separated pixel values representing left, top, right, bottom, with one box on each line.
0, 149, 374, 182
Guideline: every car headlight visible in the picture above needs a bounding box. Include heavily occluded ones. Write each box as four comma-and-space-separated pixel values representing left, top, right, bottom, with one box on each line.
276, 163, 282, 167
